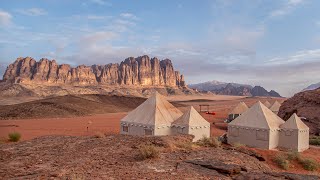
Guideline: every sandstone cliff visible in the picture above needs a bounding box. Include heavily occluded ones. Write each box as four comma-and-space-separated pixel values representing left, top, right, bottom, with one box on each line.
278, 88, 320, 135
3, 55, 185, 87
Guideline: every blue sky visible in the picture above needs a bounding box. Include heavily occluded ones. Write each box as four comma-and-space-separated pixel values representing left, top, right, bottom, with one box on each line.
0, 0, 320, 97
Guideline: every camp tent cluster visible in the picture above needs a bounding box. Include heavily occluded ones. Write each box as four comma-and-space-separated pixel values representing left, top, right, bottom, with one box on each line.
227, 101, 309, 152
120, 92, 210, 141
228, 100, 281, 123
227, 102, 248, 123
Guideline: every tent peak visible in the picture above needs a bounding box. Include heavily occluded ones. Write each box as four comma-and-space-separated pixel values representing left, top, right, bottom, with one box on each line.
280, 113, 309, 130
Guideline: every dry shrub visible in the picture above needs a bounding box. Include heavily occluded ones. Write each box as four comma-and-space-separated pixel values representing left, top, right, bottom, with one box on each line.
286, 150, 300, 161
297, 157, 319, 171
137, 145, 160, 160
273, 154, 290, 170
232, 142, 245, 148
8, 132, 21, 142
309, 136, 320, 146
197, 136, 221, 148
175, 141, 194, 151
93, 132, 105, 138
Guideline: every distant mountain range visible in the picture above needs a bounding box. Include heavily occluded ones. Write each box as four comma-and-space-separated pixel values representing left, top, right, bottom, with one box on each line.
302, 82, 320, 91
189, 80, 281, 97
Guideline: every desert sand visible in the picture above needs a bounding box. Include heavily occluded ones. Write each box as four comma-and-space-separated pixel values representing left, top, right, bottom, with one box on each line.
0, 94, 285, 141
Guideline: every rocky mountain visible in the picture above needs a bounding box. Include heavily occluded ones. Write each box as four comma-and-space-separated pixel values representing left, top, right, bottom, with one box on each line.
216, 83, 252, 96
188, 80, 252, 91
3, 55, 185, 87
278, 88, 320, 135
303, 82, 320, 91
189, 81, 281, 97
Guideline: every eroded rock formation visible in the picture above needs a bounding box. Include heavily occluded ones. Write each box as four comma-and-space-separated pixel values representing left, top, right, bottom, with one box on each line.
3, 55, 186, 87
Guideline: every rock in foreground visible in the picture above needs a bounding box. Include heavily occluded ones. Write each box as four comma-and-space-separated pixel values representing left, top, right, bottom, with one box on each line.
0, 135, 318, 179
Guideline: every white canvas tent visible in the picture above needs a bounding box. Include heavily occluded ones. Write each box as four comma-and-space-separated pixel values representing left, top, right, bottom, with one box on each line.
228, 101, 285, 149
263, 100, 272, 108
270, 101, 281, 115
172, 106, 210, 141
120, 92, 183, 136
279, 113, 309, 152
228, 102, 249, 122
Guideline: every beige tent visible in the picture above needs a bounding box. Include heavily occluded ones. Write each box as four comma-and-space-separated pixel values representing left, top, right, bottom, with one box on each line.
120, 92, 183, 136
228, 101, 285, 149
279, 113, 309, 152
227, 102, 249, 122
172, 106, 210, 141
270, 101, 281, 115
263, 100, 272, 108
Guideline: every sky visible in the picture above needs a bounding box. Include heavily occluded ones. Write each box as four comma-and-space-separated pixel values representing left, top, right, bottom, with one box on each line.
0, 0, 320, 97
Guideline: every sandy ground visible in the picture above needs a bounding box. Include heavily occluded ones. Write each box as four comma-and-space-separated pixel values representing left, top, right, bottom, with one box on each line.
0, 113, 126, 141
0, 94, 319, 175
0, 95, 285, 141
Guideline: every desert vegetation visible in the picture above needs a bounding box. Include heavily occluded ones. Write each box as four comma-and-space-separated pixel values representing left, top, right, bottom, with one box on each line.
93, 132, 105, 138
197, 136, 221, 148
273, 151, 319, 171
309, 136, 320, 146
137, 145, 160, 160
273, 154, 290, 170
8, 132, 21, 142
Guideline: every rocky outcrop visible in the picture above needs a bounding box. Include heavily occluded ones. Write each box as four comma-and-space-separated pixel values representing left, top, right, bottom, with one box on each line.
217, 83, 252, 96
189, 81, 281, 97
3, 55, 186, 87
251, 86, 281, 97
278, 88, 320, 135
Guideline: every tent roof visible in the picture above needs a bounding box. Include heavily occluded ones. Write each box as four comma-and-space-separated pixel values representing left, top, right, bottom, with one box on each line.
172, 106, 210, 127
270, 101, 281, 112
229, 101, 285, 129
229, 102, 249, 114
120, 92, 183, 126
263, 100, 272, 108
280, 113, 309, 130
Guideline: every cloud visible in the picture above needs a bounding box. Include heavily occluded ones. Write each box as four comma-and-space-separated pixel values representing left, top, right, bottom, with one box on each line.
87, 15, 110, 20
81, 31, 118, 44
266, 49, 320, 65
0, 10, 12, 27
16, 8, 47, 16
269, 0, 305, 18
90, 0, 112, 6
120, 13, 138, 20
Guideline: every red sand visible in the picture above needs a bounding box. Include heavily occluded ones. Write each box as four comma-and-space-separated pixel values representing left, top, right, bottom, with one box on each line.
0, 113, 126, 141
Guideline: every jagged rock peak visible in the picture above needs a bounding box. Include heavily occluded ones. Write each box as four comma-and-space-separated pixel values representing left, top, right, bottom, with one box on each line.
3, 55, 186, 87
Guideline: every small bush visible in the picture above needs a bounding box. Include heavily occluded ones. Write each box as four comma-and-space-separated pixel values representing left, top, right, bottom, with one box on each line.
137, 145, 159, 160
93, 132, 105, 138
175, 141, 194, 151
287, 150, 300, 161
232, 142, 245, 148
273, 154, 290, 170
298, 158, 319, 171
197, 136, 221, 148
8, 132, 21, 142
309, 137, 320, 146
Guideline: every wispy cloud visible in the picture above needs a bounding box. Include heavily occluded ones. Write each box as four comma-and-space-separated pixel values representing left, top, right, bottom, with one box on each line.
90, 0, 112, 6
269, 0, 305, 18
16, 8, 47, 16
120, 13, 138, 20
266, 49, 320, 65
0, 10, 12, 27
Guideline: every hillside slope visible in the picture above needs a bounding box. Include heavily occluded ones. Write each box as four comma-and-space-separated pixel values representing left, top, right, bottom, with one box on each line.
0, 95, 146, 120
278, 88, 320, 135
